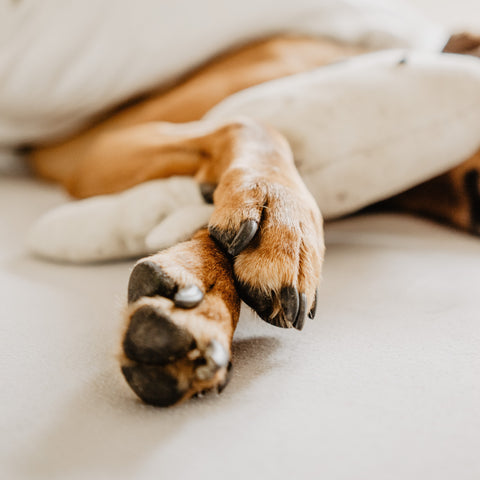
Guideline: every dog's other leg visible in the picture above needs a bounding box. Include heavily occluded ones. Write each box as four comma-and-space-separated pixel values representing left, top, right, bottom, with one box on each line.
121, 229, 240, 406
443, 32, 480, 58
385, 149, 480, 235
29, 36, 363, 193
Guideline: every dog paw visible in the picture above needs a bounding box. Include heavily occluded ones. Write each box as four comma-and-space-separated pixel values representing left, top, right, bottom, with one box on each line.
208, 166, 324, 330
27, 176, 213, 263
121, 231, 240, 406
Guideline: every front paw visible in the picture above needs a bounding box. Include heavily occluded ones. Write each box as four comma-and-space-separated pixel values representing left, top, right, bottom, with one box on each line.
121, 230, 240, 406
209, 167, 323, 330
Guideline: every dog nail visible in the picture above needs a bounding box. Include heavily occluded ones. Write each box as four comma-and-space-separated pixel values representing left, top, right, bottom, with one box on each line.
199, 182, 217, 204
228, 219, 258, 256
308, 288, 318, 319
128, 260, 176, 303
174, 285, 204, 309
293, 293, 307, 331
195, 340, 229, 381
121, 364, 185, 407
280, 286, 299, 325
123, 305, 195, 364
206, 339, 229, 368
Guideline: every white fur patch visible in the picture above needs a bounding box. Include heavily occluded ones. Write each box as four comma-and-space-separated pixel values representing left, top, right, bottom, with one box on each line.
27, 177, 205, 262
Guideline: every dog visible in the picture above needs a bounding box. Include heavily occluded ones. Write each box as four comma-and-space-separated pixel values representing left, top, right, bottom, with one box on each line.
24, 31, 480, 407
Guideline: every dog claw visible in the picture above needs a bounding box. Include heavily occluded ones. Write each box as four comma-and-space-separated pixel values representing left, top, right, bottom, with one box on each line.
199, 182, 217, 204
128, 260, 176, 303
195, 339, 229, 381
308, 289, 318, 319
280, 286, 300, 326
174, 285, 204, 309
123, 305, 195, 364
293, 293, 307, 331
228, 219, 258, 256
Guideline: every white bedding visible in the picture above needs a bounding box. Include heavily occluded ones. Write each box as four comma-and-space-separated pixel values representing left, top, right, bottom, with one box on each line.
0, 0, 445, 150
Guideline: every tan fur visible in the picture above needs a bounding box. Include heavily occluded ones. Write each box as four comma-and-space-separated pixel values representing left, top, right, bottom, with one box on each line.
29, 35, 365, 193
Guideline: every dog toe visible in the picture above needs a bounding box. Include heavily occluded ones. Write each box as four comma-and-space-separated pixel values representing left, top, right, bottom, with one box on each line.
128, 260, 176, 303
123, 305, 195, 364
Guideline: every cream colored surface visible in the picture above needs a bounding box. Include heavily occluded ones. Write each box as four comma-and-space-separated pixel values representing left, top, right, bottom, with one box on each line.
2, 1, 480, 480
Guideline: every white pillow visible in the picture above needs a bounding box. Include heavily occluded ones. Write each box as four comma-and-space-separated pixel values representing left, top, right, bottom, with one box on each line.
206, 50, 480, 218
0, 0, 446, 151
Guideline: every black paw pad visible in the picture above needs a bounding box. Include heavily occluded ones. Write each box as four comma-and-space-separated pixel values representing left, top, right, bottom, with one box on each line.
128, 260, 176, 303
121, 364, 185, 407
123, 306, 195, 364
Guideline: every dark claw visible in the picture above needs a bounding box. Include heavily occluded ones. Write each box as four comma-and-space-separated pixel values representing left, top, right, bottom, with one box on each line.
237, 281, 294, 329
236, 281, 274, 325
308, 288, 318, 319
293, 293, 307, 331
227, 219, 259, 256
128, 260, 176, 303
174, 285, 204, 309
123, 305, 195, 364
199, 182, 217, 204
280, 286, 299, 326
209, 219, 258, 256
121, 364, 185, 407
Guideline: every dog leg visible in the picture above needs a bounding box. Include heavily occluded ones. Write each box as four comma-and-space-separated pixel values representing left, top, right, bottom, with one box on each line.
29, 36, 362, 194
121, 229, 240, 406
386, 148, 480, 235
201, 120, 324, 329
102, 118, 323, 328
